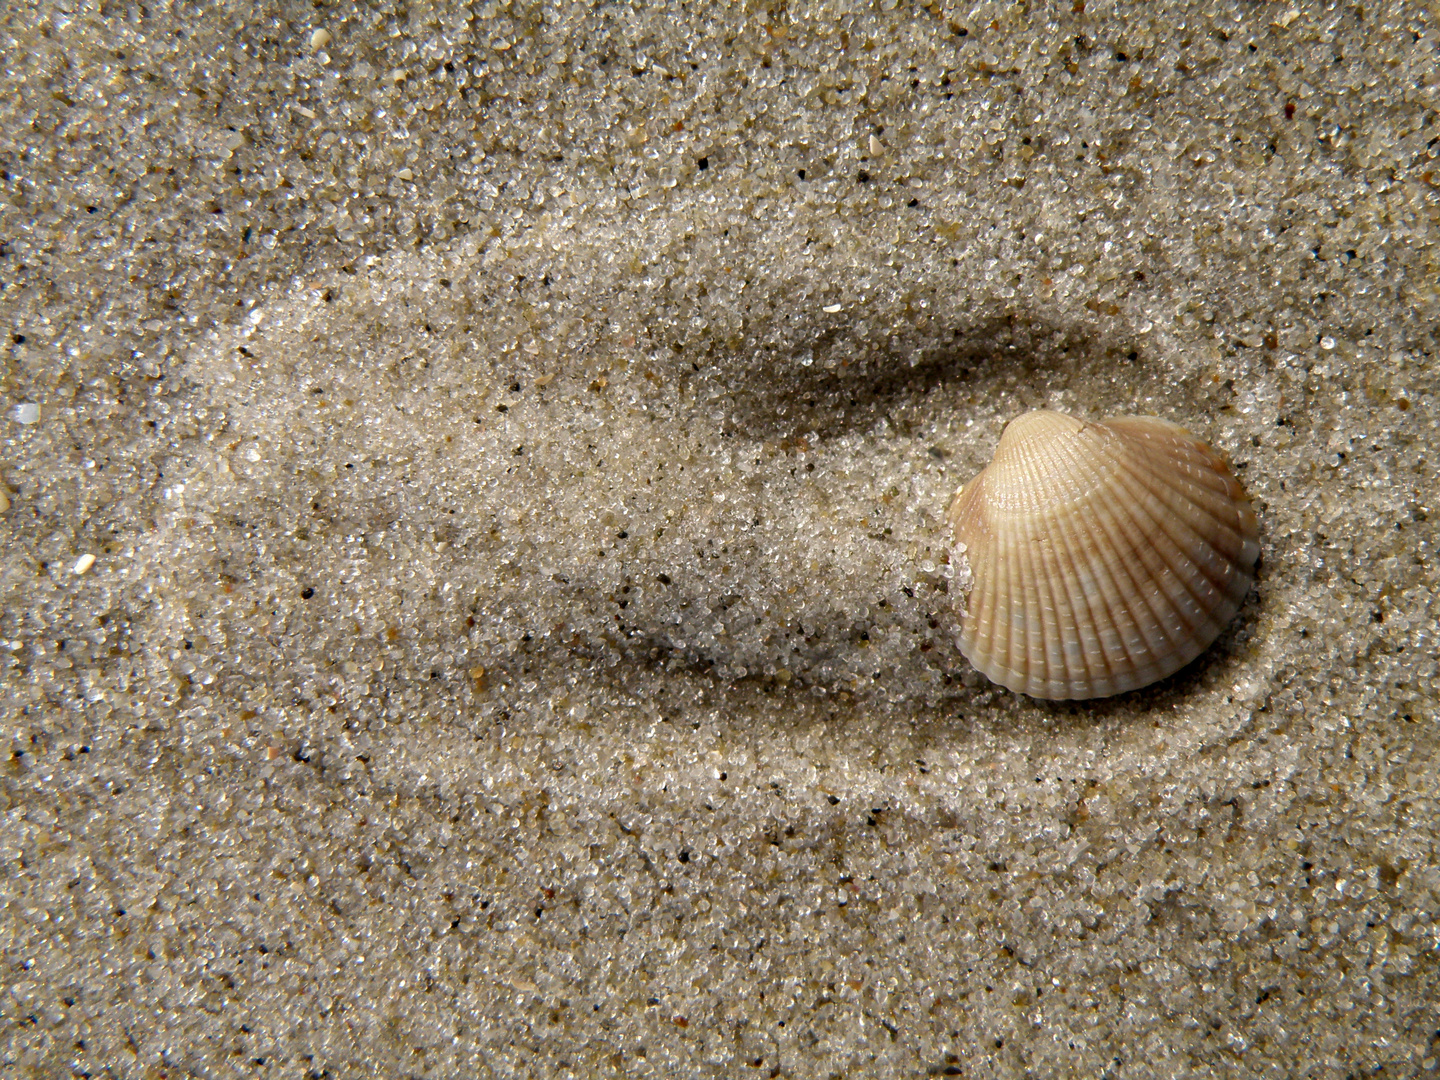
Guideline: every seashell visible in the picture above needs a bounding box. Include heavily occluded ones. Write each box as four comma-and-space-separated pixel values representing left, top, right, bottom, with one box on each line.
946, 410, 1260, 700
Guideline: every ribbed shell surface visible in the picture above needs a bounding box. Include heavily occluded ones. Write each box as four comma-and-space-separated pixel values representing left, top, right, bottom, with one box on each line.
947, 411, 1260, 700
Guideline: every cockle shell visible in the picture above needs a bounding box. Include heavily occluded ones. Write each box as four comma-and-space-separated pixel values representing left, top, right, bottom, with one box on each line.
946, 410, 1260, 700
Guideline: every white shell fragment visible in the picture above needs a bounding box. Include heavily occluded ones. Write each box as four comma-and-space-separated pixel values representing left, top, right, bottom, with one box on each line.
947, 410, 1260, 700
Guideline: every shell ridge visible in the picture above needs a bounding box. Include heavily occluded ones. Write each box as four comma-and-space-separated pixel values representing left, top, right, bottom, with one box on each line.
1053, 492, 1141, 694
1076, 444, 1199, 658
1099, 461, 1227, 644
968, 534, 996, 673
1008, 420, 1105, 694
1107, 418, 1250, 521
1042, 509, 1096, 695
1045, 421, 1113, 511
979, 481, 1013, 690
1014, 507, 1047, 694
1023, 438, 1075, 695
1107, 416, 1233, 470
1107, 453, 1232, 598
1006, 501, 1039, 693
1033, 524, 1071, 696
1105, 440, 1255, 660
977, 543, 1006, 688
1049, 441, 1168, 683
1142, 459, 1242, 521
971, 510, 1007, 690
947, 474, 983, 537
1046, 496, 1117, 697
1104, 444, 1250, 621
1083, 470, 1211, 686
961, 486, 1006, 689
973, 541, 996, 685
1057, 427, 1172, 685
1126, 452, 1254, 562
1054, 426, 1175, 673
1009, 445, 1040, 693
993, 411, 1096, 514
1090, 431, 1235, 615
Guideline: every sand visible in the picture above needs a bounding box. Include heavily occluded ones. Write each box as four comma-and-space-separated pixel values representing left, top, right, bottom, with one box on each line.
2, 2, 1437, 1075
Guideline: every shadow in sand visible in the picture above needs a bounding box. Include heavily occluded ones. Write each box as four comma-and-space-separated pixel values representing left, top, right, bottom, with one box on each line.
725, 311, 1149, 444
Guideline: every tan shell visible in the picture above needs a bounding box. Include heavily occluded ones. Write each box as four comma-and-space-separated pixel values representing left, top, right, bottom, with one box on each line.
947, 410, 1260, 700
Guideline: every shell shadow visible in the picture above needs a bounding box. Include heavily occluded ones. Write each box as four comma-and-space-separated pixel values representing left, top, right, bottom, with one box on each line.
724, 312, 1152, 445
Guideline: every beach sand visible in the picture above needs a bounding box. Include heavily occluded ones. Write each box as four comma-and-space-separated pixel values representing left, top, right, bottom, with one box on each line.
2, 3, 1437, 1075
